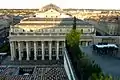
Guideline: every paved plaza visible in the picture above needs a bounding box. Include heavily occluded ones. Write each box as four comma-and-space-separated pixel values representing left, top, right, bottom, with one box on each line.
81, 46, 120, 77
0, 56, 68, 80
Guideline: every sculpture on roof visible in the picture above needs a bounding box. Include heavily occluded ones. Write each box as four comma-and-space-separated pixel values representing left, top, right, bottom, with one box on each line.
41, 3, 62, 12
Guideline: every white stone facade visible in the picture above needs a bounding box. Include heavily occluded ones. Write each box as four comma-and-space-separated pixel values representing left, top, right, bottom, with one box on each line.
9, 4, 95, 60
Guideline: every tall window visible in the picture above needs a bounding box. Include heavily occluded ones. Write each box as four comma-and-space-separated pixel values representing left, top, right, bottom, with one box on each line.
59, 41, 62, 46
81, 29, 83, 33
38, 48, 42, 56
52, 48, 56, 55
23, 42, 26, 46
59, 48, 63, 55
30, 29, 33, 32
52, 41, 56, 46
45, 48, 49, 55
60, 29, 62, 32
30, 41, 34, 47
38, 41, 41, 46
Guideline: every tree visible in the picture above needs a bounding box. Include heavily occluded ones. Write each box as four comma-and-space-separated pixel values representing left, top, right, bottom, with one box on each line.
66, 29, 81, 47
65, 16, 120, 80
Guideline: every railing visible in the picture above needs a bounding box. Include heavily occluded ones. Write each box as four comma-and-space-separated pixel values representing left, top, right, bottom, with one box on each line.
64, 48, 77, 80
10, 32, 94, 37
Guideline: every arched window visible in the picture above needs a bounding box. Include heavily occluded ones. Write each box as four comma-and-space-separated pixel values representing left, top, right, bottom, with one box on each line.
38, 48, 42, 56
81, 29, 83, 33
45, 48, 49, 55
38, 41, 41, 46
88, 29, 90, 32
30, 29, 33, 32
60, 29, 62, 32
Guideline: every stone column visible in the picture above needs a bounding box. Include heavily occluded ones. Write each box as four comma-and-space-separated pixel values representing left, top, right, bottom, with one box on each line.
26, 41, 29, 60
63, 41, 65, 47
10, 41, 14, 61
56, 41, 59, 60
12, 41, 15, 59
49, 41, 52, 60
34, 41, 37, 60
18, 42, 22, 60
13, 42, 16, 59
42, 41, 44, 60
86, 41, 88, 46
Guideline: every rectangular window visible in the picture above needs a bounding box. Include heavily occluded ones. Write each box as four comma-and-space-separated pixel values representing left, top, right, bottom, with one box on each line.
38, 42, 41, 46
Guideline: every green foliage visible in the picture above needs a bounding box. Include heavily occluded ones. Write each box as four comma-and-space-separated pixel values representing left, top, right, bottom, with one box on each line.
0, 42, 10, 54
90, 73, 113, 80
66, 29, 81, 47
65, 19, 120, 80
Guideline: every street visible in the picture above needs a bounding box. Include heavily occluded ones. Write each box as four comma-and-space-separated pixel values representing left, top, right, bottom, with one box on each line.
81, 46, 120, 77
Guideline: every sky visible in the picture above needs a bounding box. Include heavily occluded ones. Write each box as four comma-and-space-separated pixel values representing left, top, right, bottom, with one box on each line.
0, 0, 120, 9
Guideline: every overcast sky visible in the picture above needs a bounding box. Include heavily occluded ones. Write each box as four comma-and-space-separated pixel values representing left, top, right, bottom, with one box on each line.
0, 0, 120, 9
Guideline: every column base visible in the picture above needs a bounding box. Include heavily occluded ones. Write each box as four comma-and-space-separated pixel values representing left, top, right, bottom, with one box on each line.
34, 58, 37, 60
11, 58, 14, 61
19, 58, 22, 61
56, 58, 59, 60
49, 58, 52, 60
42, 57, 44, 60
26, 58, 29, 60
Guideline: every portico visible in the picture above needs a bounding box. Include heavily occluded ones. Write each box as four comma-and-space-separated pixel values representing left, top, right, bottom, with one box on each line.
10, 41, 64, 61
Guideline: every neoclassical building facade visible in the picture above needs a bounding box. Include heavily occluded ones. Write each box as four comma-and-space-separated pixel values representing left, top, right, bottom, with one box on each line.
9, 4, 95, 61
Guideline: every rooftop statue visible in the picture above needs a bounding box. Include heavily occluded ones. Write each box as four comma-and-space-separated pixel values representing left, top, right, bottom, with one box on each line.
41, 3, 61, 12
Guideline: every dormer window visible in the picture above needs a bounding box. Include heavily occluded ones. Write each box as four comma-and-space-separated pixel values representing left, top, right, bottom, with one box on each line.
30, 29, 33, 32
60, 29, 62, 32
88, 29, 90, 32
81, 29, 83, 33
52, 29, 55, 32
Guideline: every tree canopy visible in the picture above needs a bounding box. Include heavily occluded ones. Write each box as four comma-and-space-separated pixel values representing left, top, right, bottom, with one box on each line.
66, 29, 81, 47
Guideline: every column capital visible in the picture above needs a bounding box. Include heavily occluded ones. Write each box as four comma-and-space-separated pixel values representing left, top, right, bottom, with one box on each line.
10, 41, 14, 44
17, 41, 21, 43
57, 41, 59, 43
41, 41, 44, 43
34, 41, 37, 43
26, 41, 29, 43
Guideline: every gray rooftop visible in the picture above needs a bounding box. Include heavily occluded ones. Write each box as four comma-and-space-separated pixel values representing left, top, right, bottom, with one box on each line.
20, 18, 92, 26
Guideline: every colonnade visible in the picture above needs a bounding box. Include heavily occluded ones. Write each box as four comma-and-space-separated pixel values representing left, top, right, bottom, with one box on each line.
10, 41, 65, 61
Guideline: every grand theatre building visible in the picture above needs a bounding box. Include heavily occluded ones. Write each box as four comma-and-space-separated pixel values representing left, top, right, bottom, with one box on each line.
9, 4, 95, 61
